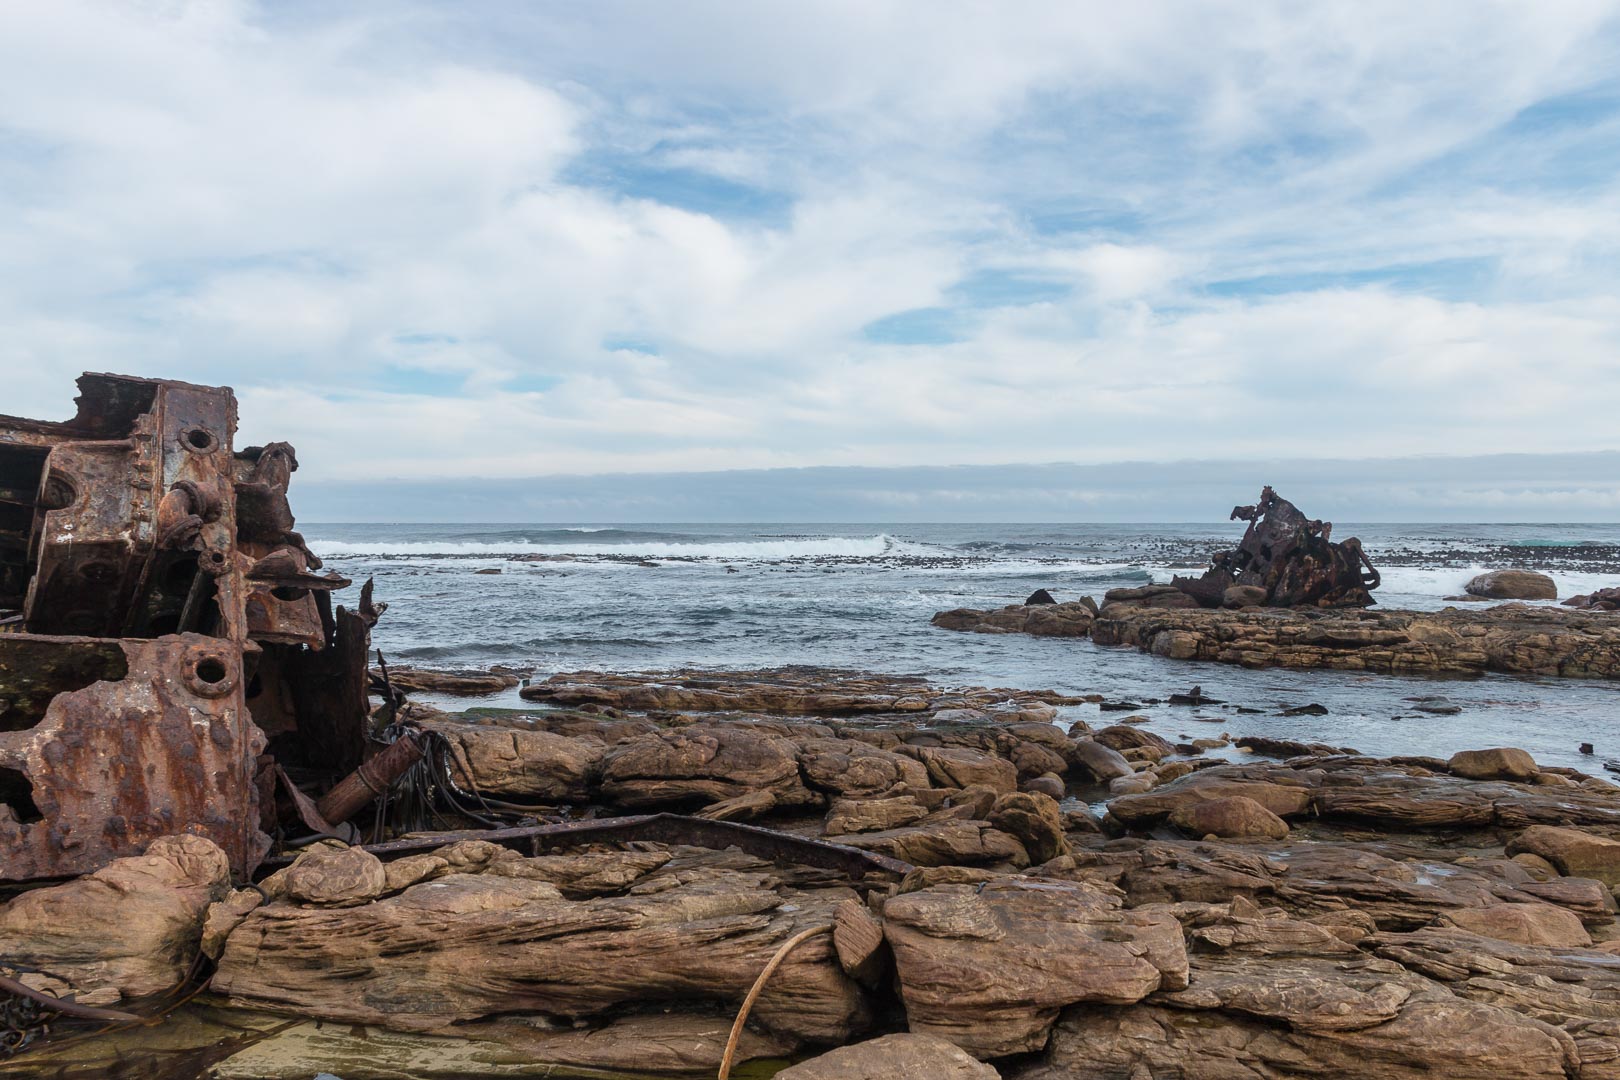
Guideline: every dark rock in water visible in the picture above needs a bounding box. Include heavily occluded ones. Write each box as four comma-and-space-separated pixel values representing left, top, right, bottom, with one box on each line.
1168, 686, 1223, 706
1024, 588, 1058, 606
1408, 696, 1462, 715
474, 567, 502, 575
1281, 703, 1329, 716
1465, 569, 1557, 600
1235, 735, 1359, 757
1099, 701, 1143, 712
1579, 743, 1594, 755
1563, 585, 1620, 610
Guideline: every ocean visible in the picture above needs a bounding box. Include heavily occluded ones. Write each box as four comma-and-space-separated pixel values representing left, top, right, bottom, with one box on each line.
304, 523, 1620, 774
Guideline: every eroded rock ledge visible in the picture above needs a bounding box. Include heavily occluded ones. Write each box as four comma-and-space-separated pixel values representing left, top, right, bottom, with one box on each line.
1092, 601, 1620, 677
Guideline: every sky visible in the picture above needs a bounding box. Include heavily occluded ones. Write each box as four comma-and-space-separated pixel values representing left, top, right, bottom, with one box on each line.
3, 2, 1620, 520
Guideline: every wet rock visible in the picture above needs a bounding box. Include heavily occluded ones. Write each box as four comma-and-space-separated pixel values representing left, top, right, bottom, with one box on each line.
0, 834, 229, 1000
1565, 586, 1620, 610
1282, 702, 1330, 716
1067, 737, 1134, 781
283, 844, 388, 906
1467, 569, 1557, 600
1434, 902, 1592, 947
1507, 825, 1620, 887
1449, 747, 1539, 781
882, 878, 1188, 1057
776, 1033, 1000, 1079
1023, 589, 1058, 606
1168, 795, 1290, 840
1410, 695, 1462, 714
1090, 724, 1175, 761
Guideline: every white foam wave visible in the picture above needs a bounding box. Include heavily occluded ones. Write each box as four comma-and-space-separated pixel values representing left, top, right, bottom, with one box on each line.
311, 534, 907, 561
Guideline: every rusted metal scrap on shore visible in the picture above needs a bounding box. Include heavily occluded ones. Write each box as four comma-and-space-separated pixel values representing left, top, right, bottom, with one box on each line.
0, 373, 379, 881
0, 374, 905, 888
1171, 485, 1381, 609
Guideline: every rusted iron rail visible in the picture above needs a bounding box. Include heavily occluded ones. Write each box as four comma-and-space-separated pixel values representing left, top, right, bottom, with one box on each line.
261, 813, 915, 879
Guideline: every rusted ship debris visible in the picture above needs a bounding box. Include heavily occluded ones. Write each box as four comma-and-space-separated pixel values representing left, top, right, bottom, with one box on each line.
0, 373, 373, 882
1171, 485, 1380, 608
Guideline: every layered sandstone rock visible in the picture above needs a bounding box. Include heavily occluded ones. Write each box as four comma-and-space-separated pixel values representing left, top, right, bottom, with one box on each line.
1091, 603, 1620, 677
931, 601, 1096, 637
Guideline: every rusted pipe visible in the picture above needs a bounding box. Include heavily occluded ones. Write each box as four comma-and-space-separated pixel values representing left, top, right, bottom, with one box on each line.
0, 975, 140, 1023
313, 732, 425, 825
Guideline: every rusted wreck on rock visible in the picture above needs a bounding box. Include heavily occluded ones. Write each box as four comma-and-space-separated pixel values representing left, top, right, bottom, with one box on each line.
0, 373, 374, 882
1171, 485, 1380, 609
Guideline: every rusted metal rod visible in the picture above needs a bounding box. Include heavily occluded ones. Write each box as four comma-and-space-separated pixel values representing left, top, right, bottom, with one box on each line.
0, 975, 140, 1023
313, 732, 425, 826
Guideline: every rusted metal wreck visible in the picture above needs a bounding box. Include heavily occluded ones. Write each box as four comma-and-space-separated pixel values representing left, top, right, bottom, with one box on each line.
0, 373, 371, 882
1171, 485, 1381, 608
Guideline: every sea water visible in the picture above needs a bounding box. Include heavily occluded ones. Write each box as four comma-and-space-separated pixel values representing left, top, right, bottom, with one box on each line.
304, 523, 1620, 773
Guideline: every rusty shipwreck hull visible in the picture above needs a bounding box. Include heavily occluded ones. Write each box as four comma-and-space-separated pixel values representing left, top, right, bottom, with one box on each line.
0, 373, 368, 882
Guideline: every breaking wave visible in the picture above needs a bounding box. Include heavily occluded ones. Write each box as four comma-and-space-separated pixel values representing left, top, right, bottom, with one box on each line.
310, 533, 917, 561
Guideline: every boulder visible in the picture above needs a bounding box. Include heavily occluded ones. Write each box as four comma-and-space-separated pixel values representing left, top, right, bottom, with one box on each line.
432, 722, 602, 801
1222, 584, 1269, 608
777, 1033, 1000, 1079
824, 796, 929, 836
1507, 825, 1620, 887
916, 746, 1018, 794
1434, 903, 1592, 947
882, 878, 1187, 1057
1023, 589, 1058, 606
1465, 570, 1557, 600
1101, 584, 1200, 610
599, 726, 812, 809
1066, 738, 1133, 781
987, 792, 1070, 863
283, 844, 388, 906
1448, 747, 1539, 781
1168, 795, 1290, 840
799, 738, 931, 799
1021, 773, 1065, 800
0, 834, 229, 1000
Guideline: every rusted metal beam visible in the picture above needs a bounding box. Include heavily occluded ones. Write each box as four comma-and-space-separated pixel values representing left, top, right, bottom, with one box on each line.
262, 813, 916, 879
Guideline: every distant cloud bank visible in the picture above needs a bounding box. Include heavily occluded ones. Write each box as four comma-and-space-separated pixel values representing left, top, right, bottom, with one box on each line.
293, 451, 1620, 523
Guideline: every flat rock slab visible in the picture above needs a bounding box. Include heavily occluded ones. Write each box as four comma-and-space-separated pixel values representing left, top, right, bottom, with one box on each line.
1090, 603, 1620, 677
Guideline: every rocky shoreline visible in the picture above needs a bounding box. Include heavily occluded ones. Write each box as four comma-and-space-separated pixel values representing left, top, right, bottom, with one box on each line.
934, 591, 1620, 678
3, 668, 1619, 1078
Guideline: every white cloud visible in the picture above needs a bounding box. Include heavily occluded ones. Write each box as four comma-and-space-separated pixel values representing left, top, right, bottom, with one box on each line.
2, 0, 1619, 496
